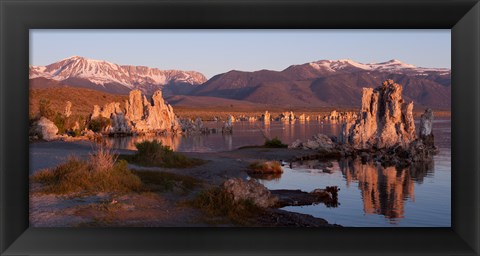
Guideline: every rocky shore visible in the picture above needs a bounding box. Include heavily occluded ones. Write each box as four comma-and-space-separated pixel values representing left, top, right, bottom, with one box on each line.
30, 141, 341, 227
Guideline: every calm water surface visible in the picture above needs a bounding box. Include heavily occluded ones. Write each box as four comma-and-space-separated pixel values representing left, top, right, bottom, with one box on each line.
105, 119, 451, 227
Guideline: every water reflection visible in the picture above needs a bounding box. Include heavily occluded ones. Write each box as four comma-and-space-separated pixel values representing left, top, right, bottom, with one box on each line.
339, 158, 434, 222
104, 120, 346, 152
104, 134, 181, 151
223, 133, 233, 151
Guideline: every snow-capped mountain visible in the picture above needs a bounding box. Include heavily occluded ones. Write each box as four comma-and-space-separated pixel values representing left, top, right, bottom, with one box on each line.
30, 56, 207, 94
192, 59, 451, 109
283, 59, 450, 79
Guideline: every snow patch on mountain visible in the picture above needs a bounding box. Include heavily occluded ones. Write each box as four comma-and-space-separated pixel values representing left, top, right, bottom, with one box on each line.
30, 56, 207, 89
307, 59, 449, 74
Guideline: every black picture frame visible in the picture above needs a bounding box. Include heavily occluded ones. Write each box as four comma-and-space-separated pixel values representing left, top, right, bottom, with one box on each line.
1, 0, 479, 255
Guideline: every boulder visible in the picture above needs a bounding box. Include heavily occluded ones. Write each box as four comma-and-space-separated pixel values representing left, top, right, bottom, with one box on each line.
341, 80, 416, 149
288, 133, 335, 150
288, 139, 302, 149
31, 117, 59, 141
312, 134, 335, 149
303, 139, 320, 150
223, 178, 278, 208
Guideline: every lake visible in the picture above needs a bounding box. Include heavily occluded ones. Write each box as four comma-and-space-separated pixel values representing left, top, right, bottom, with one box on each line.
105, 118, 451, 227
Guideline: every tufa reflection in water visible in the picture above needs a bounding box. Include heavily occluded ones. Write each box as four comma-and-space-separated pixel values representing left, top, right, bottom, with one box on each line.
103, 135, 181, 151
339, 158, 434, 222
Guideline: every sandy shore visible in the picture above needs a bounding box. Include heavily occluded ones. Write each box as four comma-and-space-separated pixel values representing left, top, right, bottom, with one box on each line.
29, 140, 339, 227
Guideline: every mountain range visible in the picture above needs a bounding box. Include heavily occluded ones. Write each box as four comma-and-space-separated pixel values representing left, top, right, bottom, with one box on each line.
30, 56, 207, 95
29, 57, 451, 109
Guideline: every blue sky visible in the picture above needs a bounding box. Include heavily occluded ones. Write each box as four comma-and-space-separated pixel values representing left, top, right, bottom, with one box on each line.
30, 30, 450, 79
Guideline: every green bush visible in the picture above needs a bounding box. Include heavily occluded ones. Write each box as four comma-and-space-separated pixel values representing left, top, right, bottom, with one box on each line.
264, 137, 287, 148
129, 140, 203, 168
88, 117, 111, 133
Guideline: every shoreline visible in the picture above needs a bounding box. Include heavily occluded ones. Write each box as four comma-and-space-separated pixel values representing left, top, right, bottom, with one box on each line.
30, 140, 340, 227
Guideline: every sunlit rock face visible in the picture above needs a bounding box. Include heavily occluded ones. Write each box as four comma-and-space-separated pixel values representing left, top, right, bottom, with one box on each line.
92, 102, 123, 119
341, 80, 416, 149
90, 89, 181, 134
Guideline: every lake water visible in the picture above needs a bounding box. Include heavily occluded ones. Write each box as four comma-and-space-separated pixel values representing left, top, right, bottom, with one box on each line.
105, 119, 451, 227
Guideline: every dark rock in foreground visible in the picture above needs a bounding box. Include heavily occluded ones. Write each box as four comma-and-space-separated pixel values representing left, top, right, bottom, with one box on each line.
272, 186, 340, 208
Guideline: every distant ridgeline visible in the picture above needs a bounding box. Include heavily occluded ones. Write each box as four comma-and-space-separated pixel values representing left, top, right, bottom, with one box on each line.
30, 57, 450, 110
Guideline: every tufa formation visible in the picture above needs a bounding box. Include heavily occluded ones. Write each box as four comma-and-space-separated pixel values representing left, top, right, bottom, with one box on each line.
91, 89, 181, 134
341, 79, 416, 149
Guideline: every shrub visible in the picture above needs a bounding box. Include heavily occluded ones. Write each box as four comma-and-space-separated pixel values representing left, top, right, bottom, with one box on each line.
264, 137, 287, 148
54, 113, 67, 134
249, 160, 283, 174
31, 148, 142, 194
129, 140, 203, 168
190, 187, 262, 225
88, 117, 111, 133
38, 99, 56, 120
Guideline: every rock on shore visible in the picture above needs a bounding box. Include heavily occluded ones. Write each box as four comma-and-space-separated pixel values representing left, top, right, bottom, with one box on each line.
30, 116, 59, 141
223, 178, 278, 208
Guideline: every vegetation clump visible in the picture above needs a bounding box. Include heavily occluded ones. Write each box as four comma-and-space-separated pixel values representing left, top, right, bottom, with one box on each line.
248, 160, 283, 174
31, 147, 142, 194
190, 187, 263, 225
88, 117, 111, 133
125, 140, 203, 168
33, 99, 87, 137
263, 137, 287, 148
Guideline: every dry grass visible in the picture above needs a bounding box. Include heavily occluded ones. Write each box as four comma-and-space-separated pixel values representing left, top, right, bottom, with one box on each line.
248, 160, 283, 174
31, 148, 142, 194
